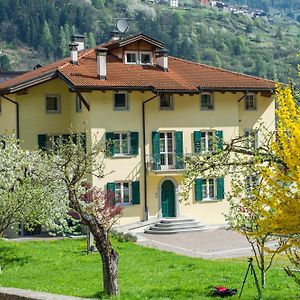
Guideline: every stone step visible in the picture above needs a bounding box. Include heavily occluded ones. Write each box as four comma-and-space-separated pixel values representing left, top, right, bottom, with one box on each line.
148, 224, 204, 231
145, 226, 205, 234
144, 218, 206, 234
160, 218, 195, 224
155, 221, 203, 228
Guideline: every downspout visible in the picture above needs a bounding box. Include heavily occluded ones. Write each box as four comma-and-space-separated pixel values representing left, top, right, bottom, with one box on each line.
142, 93, 159, 221
2, 95, 20, 139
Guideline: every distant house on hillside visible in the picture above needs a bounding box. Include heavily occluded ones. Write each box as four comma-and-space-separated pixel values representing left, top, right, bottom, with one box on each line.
200, 0, 211, 6
170, 0, 178, 7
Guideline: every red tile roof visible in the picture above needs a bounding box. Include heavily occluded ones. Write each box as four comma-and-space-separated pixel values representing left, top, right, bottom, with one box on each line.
0, 34, 275, 95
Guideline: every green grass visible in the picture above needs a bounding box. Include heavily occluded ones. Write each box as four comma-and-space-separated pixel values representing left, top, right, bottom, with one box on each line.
0, 238, 298, 299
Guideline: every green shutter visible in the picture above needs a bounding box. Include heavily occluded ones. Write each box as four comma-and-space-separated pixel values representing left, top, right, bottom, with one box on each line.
131, 181, 140, 205
80, 133, 87, 152
194, 131, 201, 153
195, 178, 203, 201
105, 132, 115, 156
107, 182, 115, 202
38, 134, 47, 150
217, 177, 225, 200
175, 131, 184, 169
216, 130, 223, 150
152, 131, 160, 170
130, 132, 139, 155
62, 134, 70, 145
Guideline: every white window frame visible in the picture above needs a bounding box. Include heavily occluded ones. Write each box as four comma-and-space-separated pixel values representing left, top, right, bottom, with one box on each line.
45, 94, 61, 114
115, 181, 131, 204
245, 175, 259, 198
245, 93, 257, 110
202, 178, 217, 200
45, 134, 66, 150
244, 129, 259, 149
140, 51, 153, 65
113, 92, 128, 111
124, 51, 138, 65
75, 95, 82, 112
159, 131, 176, 170
200, 93, 214, 110
159, 94, 173, 110
201, 131, 215, 152
113, 132, 130, 156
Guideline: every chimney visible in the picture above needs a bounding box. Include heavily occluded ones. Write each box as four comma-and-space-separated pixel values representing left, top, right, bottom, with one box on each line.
96, 48, 108, 80
156, 49, 169, 72
69, 42, 79, 64
111, 30, 121, 41
72, 34, 85, 51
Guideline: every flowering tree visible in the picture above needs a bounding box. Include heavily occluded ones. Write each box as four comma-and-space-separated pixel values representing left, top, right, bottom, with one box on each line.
0, 135, 68, 237
255, 84, 300, 284
225, 170, 284, 288
182, 77, 300, 286
46, 134, 123, 296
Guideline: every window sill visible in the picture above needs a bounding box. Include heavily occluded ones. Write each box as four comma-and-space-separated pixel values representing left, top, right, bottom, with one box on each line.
200, 199, 223, 203
112, 154, 136, 159
46, 111, 61, 114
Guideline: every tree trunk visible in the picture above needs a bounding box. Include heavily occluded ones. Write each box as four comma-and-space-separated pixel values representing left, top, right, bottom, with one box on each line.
100, 246, 119, 296
86, 219, 120, 297
260, 243, 266, 288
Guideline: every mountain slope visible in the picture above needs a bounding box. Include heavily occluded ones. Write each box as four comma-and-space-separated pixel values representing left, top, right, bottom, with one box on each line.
0, 0, 299, 83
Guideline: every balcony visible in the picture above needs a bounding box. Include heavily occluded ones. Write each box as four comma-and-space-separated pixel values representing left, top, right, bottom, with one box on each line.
146, 154, 189, 173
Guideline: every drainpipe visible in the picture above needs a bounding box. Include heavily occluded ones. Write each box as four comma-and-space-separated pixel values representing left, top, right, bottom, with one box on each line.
2, 95, 20, 139
142, 93, 159, 221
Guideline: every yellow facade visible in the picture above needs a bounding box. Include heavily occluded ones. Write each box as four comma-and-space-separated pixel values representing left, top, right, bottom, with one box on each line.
0, 78, 275, 227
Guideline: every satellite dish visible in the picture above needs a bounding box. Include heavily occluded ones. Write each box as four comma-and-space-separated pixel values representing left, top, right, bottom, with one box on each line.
116, 19, 129, 34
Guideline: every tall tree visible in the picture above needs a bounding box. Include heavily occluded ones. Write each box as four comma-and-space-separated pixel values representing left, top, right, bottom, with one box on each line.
40, 21, 54, 59
46, 133, 123, 296
0, 135, 68, 237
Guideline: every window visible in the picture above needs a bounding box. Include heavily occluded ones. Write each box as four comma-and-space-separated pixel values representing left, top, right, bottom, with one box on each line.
160, 132, 175, 169
38, 133, 86, 151
125, 51, 138, 64
75, 95, 82, 112
200, 93, 214, 110
45, 95, 61, 113
245, 175, 259, 197
114, 132, 130, 155
140, 52, 152, 65
201, 131, 214, 152
245, 94, 257, 110
115, 182, 130, 204
244, 129, 258, 149
106, 131, 138, 156
114, 93, 128, 110
202, 178, 217, 200
160, 94, 173, 109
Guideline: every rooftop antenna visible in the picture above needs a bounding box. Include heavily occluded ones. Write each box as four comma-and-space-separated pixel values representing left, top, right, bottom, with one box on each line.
116, 19, 129, 36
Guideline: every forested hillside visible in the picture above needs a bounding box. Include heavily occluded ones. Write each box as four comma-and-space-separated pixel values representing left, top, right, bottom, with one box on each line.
229, 0, 300, 12
0, 0, 299, 82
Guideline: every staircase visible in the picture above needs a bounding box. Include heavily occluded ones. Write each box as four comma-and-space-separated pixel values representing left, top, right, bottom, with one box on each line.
144, 218, 205, 234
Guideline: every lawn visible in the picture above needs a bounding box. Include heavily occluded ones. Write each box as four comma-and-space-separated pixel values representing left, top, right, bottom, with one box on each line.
0, 238, 298, 299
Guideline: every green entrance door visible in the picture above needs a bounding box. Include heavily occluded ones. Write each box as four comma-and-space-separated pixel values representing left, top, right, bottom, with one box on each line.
161, 180, 176, 218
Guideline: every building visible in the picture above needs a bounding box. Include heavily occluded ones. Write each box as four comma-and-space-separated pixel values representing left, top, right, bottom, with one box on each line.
170, 0, 178, 8
200, 0, 211, 6
0, 33, 275, 234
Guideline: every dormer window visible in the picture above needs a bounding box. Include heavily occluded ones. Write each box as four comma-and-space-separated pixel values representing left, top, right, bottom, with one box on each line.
140, 52, 152, 65
124, 51, 153, 65
125, 51, 138, 64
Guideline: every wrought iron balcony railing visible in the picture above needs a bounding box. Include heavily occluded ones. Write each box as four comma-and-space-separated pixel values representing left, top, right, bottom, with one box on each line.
146, 154, 189, 172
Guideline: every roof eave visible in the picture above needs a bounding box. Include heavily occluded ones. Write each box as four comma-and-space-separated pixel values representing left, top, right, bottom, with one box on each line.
0, 71, 58, 95
199, 86, 276, 93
